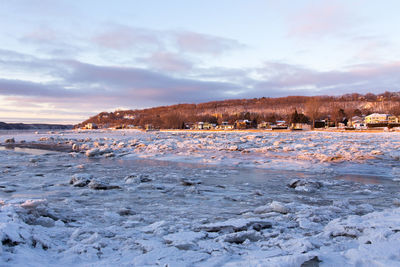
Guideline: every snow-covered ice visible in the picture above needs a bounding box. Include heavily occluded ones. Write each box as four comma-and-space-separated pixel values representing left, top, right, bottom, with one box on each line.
1, 129, 400, 266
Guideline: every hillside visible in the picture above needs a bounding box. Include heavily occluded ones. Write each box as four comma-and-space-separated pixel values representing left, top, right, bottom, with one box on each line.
78, 91, 400, 129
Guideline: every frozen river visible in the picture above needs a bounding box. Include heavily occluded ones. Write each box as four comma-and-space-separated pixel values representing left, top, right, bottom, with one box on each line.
1, 130, 400, 266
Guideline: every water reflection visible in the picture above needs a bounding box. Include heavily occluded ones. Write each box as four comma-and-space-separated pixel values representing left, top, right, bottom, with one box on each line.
335, 174, 383, 184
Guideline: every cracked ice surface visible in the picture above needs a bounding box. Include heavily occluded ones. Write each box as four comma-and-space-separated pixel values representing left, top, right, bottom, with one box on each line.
1, 130, 400, 266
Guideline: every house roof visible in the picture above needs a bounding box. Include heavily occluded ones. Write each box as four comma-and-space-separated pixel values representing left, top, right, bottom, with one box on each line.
366, 113, 390, 117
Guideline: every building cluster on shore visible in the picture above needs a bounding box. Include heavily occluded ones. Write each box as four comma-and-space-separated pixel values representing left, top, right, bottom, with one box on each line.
82, 113, 400, 131
188, 120, 298, 130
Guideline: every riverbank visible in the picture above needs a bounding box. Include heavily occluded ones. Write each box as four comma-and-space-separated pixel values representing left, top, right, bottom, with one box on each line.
158, 128, 398, 133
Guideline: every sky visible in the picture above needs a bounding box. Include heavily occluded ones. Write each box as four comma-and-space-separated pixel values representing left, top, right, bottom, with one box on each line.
1, 0, 400, 124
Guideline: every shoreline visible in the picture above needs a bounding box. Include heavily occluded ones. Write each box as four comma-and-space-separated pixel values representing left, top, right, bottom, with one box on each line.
156, 128, 397, 133
1, 128, 396, 134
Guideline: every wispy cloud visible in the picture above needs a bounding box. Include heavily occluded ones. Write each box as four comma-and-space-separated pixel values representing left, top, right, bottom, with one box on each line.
21, 27, 58, 43
18, 25, 84, 57
91, 25, 244, 56
0, 52, 242, 113
92, 25, 161, 51
348, 35, 393, 63
173, 31, 244, 55
60, 60, 241, 103
288, 2, 352, 38
252, 61, 400, 96
137, 52, 194, 72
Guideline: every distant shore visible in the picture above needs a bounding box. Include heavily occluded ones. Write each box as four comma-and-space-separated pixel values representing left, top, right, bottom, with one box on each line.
73, 127, 400, 133
156, 128, 398, 133
0, 121, 73, 131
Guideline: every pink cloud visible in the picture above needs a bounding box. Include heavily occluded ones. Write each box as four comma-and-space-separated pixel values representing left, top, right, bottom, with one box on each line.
349, 35, 392, 62
349, 61, 400, 77
174, 31, 243, 55
22, 27, 58, 43
255, 60, 400, 95
138, 52, 194, 72
92, 25, 243, 55
92, 26, 160, 50
288, 3, 351, 38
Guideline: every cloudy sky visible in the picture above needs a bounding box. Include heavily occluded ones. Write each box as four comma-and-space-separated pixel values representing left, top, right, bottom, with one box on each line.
1, 0, 400, 123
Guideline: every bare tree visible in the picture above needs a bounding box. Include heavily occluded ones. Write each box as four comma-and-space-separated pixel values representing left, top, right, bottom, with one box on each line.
329, 102, 346, 127
305, 97, 322, 129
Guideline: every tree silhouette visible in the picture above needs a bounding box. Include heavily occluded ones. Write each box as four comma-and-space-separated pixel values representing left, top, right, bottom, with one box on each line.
305, 98, 322, 129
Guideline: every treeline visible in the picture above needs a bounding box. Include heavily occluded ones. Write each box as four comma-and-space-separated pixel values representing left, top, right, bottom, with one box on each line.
77, 91, 400, 129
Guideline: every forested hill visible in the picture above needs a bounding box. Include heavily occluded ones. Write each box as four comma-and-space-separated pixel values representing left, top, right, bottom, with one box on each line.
78, 91, 400, 129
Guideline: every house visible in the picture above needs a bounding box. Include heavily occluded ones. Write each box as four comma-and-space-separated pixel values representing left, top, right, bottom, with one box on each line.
220, 124, 234, 130
364, 113, 400, 128
353, 122, 366, 129
184, 122, 194, 129
271, 121, 288, 130
203, 122, 215, 130
350, 116, 363, 126
235, 120, 253, 129
271, 120, 288, 130
145, 124, 154, 130
388, 115, 399, 123
314, 120, 326, 128
123, 115, 135, 120
126, 125, 137, 129
257, 121, 271, 129
193, 122, 204, 130
218, 122, 234, 130
276, 120, 287, 126
85, 123, 98, 129
291, 123, 310, 130
193, 122, 214, 130
350, 116, 366, 129
365, 113, 392, 124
